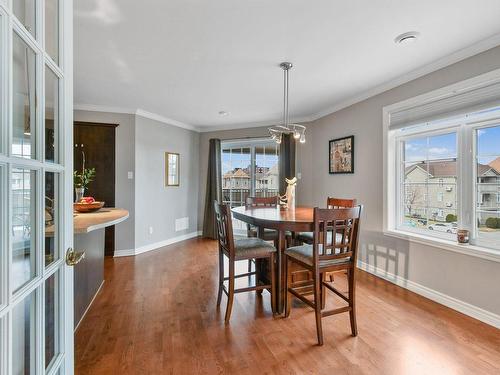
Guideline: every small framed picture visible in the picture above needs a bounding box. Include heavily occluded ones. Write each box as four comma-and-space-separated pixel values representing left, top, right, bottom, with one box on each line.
329, 136, 354, 174
165, 152, 180, 186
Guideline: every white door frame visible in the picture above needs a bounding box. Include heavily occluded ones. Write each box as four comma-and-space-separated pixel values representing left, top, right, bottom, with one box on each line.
0, 0, 74, 373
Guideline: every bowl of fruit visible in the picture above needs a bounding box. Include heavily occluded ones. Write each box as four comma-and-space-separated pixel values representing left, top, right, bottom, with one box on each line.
74, 197, 105, 213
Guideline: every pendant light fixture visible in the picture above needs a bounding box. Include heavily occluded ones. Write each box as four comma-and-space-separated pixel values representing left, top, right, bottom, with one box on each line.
269, 62, 306, 144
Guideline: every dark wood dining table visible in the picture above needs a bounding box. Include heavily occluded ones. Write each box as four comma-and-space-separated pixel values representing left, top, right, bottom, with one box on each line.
231, 205, 314, 314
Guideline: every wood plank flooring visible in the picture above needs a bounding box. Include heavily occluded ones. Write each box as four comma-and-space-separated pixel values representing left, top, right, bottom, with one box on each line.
75, 238, 500, 375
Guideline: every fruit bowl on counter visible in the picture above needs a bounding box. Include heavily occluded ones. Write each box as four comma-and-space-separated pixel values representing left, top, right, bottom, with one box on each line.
74, 197, 105, 213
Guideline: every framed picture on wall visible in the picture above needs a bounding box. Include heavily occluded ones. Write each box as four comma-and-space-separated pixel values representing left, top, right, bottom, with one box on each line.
165, 152, 180, 186
329, 135, 354, 174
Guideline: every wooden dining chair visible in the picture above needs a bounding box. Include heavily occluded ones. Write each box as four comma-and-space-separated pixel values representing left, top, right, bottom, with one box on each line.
214, 201, 277, 323
245, 196, 279, 272
284, 206, 363, 345
295, 197, 357, 286
296, 197, 357, 244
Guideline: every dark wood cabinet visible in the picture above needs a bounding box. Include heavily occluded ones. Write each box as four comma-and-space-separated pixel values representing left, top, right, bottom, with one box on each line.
74, 121, 117, 256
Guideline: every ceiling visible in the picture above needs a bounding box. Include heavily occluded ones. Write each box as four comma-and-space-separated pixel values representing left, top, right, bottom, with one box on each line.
74, 0, 500, 130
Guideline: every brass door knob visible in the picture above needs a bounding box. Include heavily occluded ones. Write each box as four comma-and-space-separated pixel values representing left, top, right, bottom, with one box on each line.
66, 247, 85, 266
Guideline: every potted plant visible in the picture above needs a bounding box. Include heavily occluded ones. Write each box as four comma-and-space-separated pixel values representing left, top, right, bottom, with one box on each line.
74, 151, 96, 202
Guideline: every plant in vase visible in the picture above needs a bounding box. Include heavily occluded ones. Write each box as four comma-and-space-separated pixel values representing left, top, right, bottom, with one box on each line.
74, 168, 96, 203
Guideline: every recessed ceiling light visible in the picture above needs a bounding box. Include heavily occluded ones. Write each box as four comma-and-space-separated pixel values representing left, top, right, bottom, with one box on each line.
218, 111, 229, 116
394, 31, 420, 45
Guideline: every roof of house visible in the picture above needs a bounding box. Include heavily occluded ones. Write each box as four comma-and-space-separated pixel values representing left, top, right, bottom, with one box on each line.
406, 160, 499, 177
489, 157, 500, 174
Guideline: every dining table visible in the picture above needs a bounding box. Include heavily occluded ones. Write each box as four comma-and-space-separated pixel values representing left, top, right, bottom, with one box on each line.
231, 205, 314, 314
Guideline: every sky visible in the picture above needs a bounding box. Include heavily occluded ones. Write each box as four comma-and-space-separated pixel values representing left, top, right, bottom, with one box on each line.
222, 146, 279, 173
405, 124, 500, 165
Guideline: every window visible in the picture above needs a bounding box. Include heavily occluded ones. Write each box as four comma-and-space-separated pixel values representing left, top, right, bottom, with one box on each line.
400, 131, 458, 237
222, 139, 279, 230
475, 124, 500, 246
389, 109, 500, 250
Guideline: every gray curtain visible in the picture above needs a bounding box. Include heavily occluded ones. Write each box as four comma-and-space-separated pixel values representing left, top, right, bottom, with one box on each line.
279, 133, 296, 195
202, 139, 222, 239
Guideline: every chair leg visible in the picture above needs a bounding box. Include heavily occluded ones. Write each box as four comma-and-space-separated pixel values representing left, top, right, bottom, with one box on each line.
284, 256, 292, 318
313, 271, 324, 346
216, 250, 224, 307
321, 273, 326, 309
225, 259, 235, 324
270, 254, 276, 315
348, 268, 358, 336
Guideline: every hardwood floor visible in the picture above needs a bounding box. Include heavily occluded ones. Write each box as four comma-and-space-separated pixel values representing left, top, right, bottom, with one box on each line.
75, 238, 500, 375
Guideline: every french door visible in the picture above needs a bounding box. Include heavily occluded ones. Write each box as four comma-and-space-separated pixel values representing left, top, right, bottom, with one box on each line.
221, 139, 280, 231
0, 0, 74, 374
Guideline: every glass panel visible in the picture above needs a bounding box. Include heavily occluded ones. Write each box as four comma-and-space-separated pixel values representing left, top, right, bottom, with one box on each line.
13, 0, 36, 38
13, 33, 36, 159
45, 272, 59, 370
12, 169, 36, 292
476, 125, 500, 245
45, 0, 59, 63
45, 67, 59, 162
402, 132, 457, 236
44, 172, 58, 266
12, 292, 36, 375
255, 144, 279, 198
222, 142, 277, 230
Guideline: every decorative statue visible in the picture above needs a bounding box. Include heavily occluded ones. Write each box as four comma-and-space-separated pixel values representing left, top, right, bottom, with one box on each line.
280, 177, 297, 209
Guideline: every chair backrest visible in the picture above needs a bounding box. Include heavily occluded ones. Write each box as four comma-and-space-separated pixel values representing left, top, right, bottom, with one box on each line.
326, 197, 357, 209
312, 206, 363, 267
246, 196, 278, 207
213, 201, 235, 257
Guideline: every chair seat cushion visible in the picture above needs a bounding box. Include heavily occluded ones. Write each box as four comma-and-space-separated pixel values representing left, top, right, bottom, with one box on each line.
285, 244, 351, 267
234, 238, 276, 260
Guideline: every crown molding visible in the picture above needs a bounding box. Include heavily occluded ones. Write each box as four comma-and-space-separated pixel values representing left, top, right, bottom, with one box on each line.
74, 103, 136, 115
135, 109, 199, 132
74, 32, 500, 133
197, 115, 315, 133
307, 32, 500, 122
73, 104, 200, 132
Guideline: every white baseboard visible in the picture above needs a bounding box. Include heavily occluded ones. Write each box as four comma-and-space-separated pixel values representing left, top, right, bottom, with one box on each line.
114, 231, 202, 257
357, 260, 500, 329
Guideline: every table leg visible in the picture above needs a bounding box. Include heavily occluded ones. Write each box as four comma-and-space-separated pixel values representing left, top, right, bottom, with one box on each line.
276, 229, 286, 314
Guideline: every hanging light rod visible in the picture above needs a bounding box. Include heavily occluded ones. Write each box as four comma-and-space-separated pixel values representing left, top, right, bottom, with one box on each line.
269, 62, 306, 144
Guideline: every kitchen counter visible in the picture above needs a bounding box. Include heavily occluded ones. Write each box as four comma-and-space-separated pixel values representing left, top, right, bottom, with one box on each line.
73, 208, 129, 233
73, 208, 129, 329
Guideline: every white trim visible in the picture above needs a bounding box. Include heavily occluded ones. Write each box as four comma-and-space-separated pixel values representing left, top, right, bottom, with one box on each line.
73, 104, 200, 132
357, 260, 500, 329
73, 103, 135, 115
196, 115, 314, 133
384, 229, 500, 263
135, 109, 198, 132
312, 32, 500, 122
74, 33, 500, 134
114, 231, 202, 257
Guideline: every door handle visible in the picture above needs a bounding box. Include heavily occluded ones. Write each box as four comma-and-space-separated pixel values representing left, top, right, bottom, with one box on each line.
65, 247, 85, 266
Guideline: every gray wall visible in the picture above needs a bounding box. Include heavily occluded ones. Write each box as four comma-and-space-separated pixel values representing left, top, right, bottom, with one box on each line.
197, 125, 311, 230
74, 110, 136, 252
304, 45, 500, 316
135, 115, 200, 248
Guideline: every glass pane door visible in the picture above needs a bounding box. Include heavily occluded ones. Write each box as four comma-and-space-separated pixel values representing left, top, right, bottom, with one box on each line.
1, 0, 73, 374
222, 139, 280, 231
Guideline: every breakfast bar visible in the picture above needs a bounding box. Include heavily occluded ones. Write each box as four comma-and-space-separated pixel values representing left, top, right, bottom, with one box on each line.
73, 208, 129, 328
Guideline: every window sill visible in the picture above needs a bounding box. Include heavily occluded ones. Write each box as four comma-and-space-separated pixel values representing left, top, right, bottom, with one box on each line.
384, 229, 500, 263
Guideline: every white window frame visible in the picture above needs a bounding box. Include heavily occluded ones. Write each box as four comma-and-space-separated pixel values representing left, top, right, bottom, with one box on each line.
394, 122, 461, 241
383, 69, 500, 263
